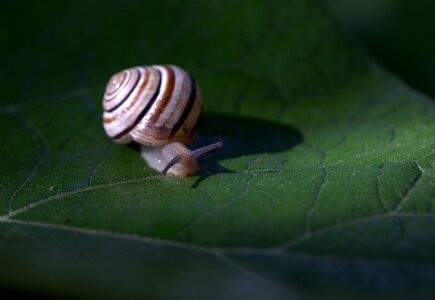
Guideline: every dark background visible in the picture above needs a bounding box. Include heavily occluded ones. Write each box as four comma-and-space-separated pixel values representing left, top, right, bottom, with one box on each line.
327, 0, 435, 99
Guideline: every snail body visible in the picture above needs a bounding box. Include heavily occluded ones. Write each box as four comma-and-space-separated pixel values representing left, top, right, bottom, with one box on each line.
102, 64, 222, 176
141, 141, 223, 176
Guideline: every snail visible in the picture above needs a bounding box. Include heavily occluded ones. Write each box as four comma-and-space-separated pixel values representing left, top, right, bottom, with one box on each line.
102, 64, 223, 176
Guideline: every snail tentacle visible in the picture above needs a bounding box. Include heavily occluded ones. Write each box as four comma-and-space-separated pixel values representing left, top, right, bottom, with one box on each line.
160, 154, 184, 176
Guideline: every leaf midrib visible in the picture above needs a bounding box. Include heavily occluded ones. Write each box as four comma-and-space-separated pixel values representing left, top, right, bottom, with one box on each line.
2, 213, 435, 268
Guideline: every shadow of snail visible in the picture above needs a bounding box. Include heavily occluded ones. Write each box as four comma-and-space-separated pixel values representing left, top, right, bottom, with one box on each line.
125, 113, 303, 186
188, 113, 303, 187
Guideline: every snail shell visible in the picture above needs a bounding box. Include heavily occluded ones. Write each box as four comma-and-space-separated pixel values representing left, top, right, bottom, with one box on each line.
102, 64, 222, 176
103, 64, 202, 146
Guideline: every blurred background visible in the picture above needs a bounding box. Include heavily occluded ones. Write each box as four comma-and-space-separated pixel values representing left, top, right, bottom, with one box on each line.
326, 0, 435, 98
1, 0, 434, 100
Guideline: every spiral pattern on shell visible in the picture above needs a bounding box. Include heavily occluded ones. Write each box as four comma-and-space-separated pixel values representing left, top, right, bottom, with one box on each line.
102, 65, 203, 146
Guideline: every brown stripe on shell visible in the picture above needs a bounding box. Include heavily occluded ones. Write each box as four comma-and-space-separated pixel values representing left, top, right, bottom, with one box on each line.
105, 69, 141, 112
104, 69, 132, 102
105, 70, 128, 98
111, 69, 163, 140
103, 68, 151, 124
146, 65, 175, 127
168, 74, 197, 139
113, 68, 150, 116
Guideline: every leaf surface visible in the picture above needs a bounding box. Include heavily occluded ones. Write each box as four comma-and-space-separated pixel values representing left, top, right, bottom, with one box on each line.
1, 0, 434, 299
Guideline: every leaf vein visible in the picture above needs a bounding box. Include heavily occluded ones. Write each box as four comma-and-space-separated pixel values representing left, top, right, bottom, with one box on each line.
3, 176, 164, 219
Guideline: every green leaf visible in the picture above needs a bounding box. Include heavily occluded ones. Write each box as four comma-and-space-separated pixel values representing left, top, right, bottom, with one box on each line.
1, 0, 434, 299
